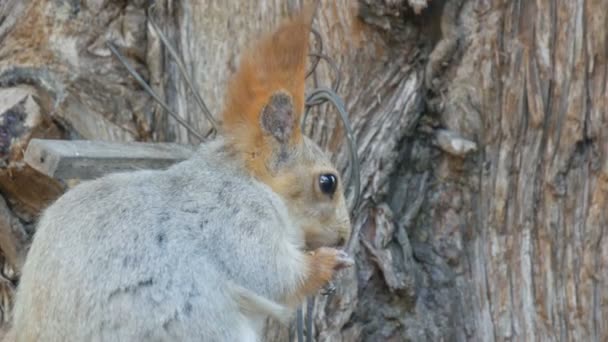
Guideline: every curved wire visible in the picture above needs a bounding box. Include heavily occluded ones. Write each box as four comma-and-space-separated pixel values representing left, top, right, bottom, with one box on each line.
303, 87, 361, 212
147, 5, 220, 135
305, 28, 323, 79
106, 41, 205, 142
298, 32, 360, 341
305, 53, 342, 107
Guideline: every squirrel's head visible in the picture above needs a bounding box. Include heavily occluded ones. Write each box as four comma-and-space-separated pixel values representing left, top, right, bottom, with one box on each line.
220, 10, 351, 249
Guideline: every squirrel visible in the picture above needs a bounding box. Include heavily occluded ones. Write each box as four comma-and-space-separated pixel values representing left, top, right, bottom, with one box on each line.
6, 7, 353, 342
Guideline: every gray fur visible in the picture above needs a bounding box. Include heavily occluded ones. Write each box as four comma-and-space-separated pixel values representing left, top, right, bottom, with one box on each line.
9, 138, 307, 342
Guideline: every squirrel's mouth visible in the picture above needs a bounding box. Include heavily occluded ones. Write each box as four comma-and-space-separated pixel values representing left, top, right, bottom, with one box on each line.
304, 230, 348, 250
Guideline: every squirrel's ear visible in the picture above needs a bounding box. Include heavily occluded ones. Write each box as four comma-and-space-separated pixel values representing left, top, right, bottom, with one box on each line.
260, 91, 295, 143
221, 8, 312, 166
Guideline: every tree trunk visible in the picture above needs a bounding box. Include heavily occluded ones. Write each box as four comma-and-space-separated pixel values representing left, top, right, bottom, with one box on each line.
0, 0, 606, 341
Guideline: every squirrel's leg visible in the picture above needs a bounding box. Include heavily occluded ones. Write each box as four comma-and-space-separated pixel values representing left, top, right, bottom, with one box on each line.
289, 247, 353, 304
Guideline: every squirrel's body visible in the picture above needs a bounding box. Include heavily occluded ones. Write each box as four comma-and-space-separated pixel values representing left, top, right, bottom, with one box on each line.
12, 138, 306, 341
8, 9, 353, 342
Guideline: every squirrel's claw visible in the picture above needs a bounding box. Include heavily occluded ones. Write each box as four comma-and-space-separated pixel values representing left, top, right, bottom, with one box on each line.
334, 250, 354, 270
321, 281, 336, 295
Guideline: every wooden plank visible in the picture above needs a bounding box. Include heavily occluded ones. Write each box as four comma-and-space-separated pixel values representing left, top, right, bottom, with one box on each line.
24, 139, 196, 180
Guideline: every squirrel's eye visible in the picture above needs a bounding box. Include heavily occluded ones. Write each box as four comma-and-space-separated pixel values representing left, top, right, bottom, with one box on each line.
318, 174, 338, 196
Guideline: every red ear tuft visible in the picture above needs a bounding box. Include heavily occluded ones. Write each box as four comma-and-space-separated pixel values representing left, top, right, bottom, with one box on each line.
220, 9, 312, 178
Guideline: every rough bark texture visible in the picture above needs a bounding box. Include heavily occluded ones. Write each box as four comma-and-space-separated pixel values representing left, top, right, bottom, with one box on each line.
0, 0, 606, 341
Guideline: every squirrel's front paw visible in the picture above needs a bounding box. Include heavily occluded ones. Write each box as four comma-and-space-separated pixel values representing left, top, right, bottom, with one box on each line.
308, 247, 354, 279
297, 248, 355, 298
332, 249, 355, 270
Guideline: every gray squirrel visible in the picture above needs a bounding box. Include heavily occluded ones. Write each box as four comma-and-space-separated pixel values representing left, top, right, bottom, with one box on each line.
6, 9, 354, 342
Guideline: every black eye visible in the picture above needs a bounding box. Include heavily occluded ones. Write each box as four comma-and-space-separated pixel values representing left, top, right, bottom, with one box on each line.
318, 174, 338, 196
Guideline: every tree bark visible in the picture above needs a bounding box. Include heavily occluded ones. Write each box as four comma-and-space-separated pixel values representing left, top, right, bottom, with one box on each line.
0, 0, 606, 341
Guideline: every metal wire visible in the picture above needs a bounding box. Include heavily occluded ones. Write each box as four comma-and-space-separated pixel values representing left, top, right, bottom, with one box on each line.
305, 53, 342, 107
303, 87, 361, 212
296, 307, 305, 342
296, 3, 360, 339
106, 41, 205, 142
305, 28, 323, 79
147, 4, 220, 135
306, 297, 314, 342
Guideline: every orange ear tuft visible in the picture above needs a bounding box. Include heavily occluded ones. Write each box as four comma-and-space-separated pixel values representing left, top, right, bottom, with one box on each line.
221, 9, 312, 179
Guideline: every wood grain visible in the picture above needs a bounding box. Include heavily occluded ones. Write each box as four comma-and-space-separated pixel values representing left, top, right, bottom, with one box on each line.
24, 139, 194, 180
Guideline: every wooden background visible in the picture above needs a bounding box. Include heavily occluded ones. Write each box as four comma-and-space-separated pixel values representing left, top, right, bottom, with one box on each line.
0, 0, 606, 340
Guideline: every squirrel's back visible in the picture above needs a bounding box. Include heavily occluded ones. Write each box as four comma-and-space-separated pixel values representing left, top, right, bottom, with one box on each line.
10, 139, 302, 341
